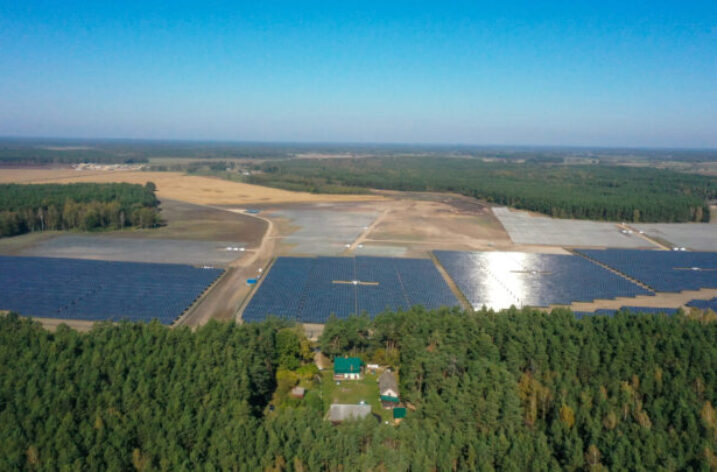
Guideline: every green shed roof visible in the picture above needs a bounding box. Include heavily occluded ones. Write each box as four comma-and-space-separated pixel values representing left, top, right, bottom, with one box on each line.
334, 357, 362, 375
393, 407, 407, 419
380, 395, 400, 403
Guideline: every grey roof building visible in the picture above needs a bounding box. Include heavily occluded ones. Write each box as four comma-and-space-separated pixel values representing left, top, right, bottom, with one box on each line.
379, 370, 399, 400
327, 404, 372, 423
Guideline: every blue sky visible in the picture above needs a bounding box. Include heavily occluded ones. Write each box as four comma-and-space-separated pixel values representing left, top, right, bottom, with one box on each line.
1, 1, 715, 147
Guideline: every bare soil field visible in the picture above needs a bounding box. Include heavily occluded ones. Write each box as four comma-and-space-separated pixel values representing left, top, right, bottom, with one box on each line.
133, 199, 267, 245
0, 169, 382, 206
363, 197, 510, 253
243, 192, 513, 259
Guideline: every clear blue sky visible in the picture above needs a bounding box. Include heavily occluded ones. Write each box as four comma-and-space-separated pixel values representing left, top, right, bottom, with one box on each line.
1, 1, 715, 147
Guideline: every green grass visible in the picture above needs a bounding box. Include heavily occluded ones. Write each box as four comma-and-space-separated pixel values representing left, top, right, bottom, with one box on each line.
319, 370, 392, 422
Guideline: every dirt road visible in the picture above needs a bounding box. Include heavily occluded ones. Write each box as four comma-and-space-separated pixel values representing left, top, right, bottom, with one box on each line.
177, 208, 279, 327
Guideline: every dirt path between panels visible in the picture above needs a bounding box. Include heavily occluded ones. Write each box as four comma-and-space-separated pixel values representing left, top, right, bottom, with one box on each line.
176, 208, 279, 327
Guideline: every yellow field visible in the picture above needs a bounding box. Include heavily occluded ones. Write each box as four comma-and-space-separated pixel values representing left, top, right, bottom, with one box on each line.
0, 169, 382, 206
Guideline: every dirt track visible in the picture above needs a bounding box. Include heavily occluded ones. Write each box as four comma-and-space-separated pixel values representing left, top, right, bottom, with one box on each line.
177, 208, 279, 327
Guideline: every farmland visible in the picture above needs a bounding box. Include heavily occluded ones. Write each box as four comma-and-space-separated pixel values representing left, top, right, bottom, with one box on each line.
0, 169, 382, 206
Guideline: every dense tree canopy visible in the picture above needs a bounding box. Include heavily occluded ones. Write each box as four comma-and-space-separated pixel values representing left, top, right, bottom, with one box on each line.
249, 157, 716, 223
2, 307, 716, 470
0, 183, 160, 237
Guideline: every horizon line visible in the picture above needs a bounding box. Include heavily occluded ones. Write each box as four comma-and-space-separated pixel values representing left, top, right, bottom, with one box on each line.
1, 135, 715, 152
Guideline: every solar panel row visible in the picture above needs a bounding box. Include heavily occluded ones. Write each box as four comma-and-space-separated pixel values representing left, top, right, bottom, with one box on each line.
686, 298, 717, 311
577, 249, 717, 292
574, 306, 680, 318
242, 256, 459, 323
434, 250, 651, 310
0, 256, 223, 324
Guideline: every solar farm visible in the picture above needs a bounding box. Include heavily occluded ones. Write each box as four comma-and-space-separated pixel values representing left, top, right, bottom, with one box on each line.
577, 249, 717, 292
242, 256, 459, 323
434, 250, 652, 310
0, 256, 223, 324
240, 248, 717, 322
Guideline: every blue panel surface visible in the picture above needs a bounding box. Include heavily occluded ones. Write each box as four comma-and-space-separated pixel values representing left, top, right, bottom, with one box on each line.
686, 298, 717, 311
0, 256, 223, 324
575, 306, 679, 318
577, 249, 717, 292
434, 250, 652, 310
242, 256, 459, 322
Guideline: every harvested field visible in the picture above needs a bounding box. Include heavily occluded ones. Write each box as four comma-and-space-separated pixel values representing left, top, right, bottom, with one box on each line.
0, 167, 112, 183
493, 207, 658, 248
0, 169, 382, 206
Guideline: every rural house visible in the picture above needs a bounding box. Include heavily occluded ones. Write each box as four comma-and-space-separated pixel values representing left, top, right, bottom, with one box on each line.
379, 370, 400, 408
333, 357, 363, 380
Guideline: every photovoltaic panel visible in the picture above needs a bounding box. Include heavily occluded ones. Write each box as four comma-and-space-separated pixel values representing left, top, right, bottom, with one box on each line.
577, 249, 717, 292
242, 256, 459, 323
434, 250, 652, 310
0, 256, 223, 324
575, 306, 679, 318
686, 298, 717, 311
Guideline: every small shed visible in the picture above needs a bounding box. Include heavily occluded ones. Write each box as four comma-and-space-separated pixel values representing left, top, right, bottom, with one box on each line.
393, 407, 407, 420
290, 386, 305, 399
334, 357, 363, 380
327, 404, 372, 424
379, 370, 399, 408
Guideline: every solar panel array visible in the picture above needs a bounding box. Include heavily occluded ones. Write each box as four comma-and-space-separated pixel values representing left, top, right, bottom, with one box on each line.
242, 256, 458, 323
0, 256, 223, 324
577, 249, 717, 292
434, 250, 651, 310
575, 306, 680, 318
686, 298, 717, 312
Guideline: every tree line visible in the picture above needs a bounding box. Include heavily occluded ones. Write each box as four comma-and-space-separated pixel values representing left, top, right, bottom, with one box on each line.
1, 307, 715, 470
249, 157, 716, 223
0, 183, 160, 237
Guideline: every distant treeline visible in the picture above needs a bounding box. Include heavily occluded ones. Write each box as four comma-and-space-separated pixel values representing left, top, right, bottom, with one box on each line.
250, 157, 716, 222
2, 307, 717, 470
4, 138, 716, 164
0, 183, 159, 237
0, 147, 148, 165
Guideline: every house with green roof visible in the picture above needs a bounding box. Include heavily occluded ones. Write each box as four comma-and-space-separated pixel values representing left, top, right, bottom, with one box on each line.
333, 357, 362, 380
379, 370, 400, 408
